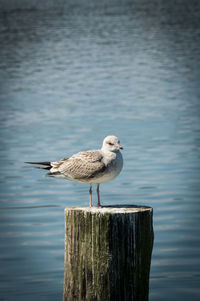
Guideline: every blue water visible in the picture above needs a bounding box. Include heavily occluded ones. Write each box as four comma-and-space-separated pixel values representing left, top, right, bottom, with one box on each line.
0, 1, 200, 300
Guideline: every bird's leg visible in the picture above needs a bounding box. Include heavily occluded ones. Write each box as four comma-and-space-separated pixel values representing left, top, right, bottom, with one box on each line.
89, 184, 92, 208
97, 184, 102, 208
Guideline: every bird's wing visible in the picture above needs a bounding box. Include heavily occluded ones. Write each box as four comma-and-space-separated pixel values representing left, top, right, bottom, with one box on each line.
50, 151, 106, 180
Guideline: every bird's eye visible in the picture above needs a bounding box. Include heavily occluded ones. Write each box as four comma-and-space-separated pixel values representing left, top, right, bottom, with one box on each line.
108, 142, 114, 146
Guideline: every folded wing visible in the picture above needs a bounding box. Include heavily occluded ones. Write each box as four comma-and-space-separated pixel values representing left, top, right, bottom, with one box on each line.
49, 151, 106, 181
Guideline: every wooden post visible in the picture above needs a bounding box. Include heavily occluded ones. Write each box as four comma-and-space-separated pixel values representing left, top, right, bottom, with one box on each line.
63, 205, 154, 301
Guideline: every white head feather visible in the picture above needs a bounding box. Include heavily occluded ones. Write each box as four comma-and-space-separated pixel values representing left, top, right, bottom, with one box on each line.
101, 135, 123, 152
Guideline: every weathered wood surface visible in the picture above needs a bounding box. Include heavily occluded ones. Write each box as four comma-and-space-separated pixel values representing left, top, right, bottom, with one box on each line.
63, 205, 154, 301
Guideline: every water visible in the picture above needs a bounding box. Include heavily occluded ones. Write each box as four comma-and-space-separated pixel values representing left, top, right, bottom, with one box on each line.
0, 1, 200, 300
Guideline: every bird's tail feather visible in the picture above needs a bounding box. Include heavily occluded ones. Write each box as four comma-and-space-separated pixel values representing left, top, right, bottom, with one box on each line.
46, 171, 62, 177
25, 161, 51, 170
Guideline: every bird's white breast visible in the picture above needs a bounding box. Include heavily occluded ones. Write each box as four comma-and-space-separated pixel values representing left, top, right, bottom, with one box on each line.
91, 150, 123, 184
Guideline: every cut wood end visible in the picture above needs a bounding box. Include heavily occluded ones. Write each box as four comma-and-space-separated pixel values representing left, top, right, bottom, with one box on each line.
65, 205, 153, 214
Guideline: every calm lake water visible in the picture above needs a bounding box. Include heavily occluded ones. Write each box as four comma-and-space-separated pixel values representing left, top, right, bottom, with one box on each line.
0, 1, 200, 300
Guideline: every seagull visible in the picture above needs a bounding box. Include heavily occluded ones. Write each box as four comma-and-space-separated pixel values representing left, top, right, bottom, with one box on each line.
25, 135, 123, 207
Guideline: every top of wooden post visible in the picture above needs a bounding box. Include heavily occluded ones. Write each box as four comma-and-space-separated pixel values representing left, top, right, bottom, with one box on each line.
65, 205, 153, 214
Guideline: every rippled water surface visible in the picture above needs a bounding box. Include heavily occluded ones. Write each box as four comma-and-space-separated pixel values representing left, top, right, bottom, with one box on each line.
0, 1, 200, 300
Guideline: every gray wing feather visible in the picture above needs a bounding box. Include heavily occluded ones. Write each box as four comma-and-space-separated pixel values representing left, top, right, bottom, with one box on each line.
50, 151, 106, 180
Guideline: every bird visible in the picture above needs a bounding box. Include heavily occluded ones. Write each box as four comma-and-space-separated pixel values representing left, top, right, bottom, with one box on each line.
25, 135, 123, 207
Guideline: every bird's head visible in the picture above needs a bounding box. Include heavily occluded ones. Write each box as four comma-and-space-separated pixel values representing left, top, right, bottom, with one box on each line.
102, 135, 123, 152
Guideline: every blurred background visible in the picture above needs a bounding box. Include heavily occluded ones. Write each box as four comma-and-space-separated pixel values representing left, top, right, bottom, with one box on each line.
0, 0, 200, 300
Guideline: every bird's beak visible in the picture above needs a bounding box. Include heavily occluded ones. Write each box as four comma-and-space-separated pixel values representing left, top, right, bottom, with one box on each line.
118, 144, 123, 150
